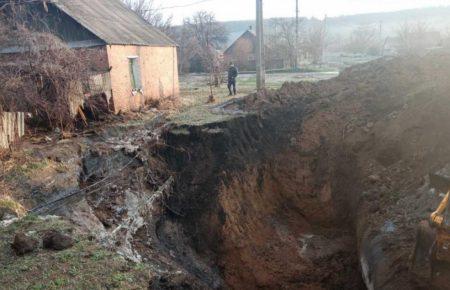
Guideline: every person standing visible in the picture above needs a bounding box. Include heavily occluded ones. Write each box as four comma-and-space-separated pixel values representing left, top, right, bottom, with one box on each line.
227, 62, 238, 96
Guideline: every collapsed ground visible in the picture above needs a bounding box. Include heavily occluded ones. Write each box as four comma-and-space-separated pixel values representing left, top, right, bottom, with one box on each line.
2, 52, 450, 289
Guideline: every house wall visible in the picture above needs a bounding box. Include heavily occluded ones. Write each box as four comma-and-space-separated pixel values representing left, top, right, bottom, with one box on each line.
224, 34, 256, 71
224, 32, 285, 71
106, 45, 179, 113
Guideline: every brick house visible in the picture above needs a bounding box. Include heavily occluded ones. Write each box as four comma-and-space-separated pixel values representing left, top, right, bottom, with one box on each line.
224, 29, 285, 72
0, 0, 179, 113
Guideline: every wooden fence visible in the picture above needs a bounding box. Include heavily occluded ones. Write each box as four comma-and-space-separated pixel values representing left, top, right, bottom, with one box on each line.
0, 112, 25, 149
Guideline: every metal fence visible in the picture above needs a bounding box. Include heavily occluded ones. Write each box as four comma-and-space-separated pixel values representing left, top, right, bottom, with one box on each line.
0, 112, 25, 149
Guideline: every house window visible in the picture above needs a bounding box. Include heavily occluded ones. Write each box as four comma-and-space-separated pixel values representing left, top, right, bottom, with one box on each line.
128, 57, 142, 91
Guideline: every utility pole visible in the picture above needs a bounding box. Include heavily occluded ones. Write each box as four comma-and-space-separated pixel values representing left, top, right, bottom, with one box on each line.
295, 0, 299, 70
256, 0, 265, 91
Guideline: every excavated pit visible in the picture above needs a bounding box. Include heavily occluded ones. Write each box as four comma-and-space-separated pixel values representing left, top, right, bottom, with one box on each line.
156, 108, 365, 289
76, 102, 365, 289
67, 52, 450, 289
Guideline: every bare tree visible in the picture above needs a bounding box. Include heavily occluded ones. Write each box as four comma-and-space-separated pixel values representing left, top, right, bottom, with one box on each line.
345, 25, 381, 56
182, 11, 228, 89
172, 26, 200, 73
184, 11, 228, 51
122, 0, 172, 35
0, 3, 91, 130
266, 18, 327, 66
396, 22, 438, 55
266, 18, 299, 68
303, 21, 327, 64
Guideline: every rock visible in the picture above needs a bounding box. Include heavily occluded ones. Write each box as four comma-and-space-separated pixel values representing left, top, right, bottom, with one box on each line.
368, 174, 381, 183
11, 233, 38, 255
148, 274, 199, 290
42, 230, 74, 251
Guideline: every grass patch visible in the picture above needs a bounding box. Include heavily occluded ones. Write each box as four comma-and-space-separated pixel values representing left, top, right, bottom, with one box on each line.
0, 215, 152, 289
175, 71, 337, 127
169, 105, 236, 126
5, 160, 51, 182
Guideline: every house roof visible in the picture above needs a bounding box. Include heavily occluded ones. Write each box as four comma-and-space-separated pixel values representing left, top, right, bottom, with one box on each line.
51, 0, 176, 47
225, 32, 245, 49
224, 30, 256, 54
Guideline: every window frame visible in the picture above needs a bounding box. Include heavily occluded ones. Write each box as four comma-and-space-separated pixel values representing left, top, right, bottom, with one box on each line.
128, 56, 142, 91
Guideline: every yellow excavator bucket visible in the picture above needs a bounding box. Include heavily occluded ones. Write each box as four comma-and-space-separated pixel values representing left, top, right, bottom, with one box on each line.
430, 191, 450, 262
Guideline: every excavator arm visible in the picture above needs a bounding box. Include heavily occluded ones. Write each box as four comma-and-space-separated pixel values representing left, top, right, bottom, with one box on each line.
412, 191, 450, 280
430, 191, 450, 227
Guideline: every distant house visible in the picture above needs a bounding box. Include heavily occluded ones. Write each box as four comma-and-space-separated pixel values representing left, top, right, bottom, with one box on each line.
0, 0, 179, 113
223, 28, 285, 71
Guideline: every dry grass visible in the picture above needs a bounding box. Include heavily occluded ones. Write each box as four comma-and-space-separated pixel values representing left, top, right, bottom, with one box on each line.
172, 71, 338, 126
0, 196, 26, 217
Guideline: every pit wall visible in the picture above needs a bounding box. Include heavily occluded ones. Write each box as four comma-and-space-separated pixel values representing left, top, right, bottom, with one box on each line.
216, 149, 363, 289
106, 45, 180, 113
160, 108, 364, 289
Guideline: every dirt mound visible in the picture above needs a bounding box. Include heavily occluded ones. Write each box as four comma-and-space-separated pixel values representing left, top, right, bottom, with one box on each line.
170, 51, 450, 289
242, 52, 450, 183
259, 51, 450, 289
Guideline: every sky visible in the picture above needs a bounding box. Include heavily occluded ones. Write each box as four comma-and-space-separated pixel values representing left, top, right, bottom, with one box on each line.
154, 0, 450, 24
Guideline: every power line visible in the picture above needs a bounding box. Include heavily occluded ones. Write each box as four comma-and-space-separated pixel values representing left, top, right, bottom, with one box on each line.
0, 0, 217, 9
158, 0, 217, 10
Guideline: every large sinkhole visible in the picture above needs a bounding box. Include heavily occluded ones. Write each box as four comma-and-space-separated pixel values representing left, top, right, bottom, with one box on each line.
45, 55, 450, 289
153, 111, 366, 289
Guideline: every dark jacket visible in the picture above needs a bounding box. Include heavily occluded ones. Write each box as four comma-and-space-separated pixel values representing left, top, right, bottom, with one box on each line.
228, 66, 238, 81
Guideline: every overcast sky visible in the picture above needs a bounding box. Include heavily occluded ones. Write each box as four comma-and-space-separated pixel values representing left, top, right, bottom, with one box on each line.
154, 0, 450, 24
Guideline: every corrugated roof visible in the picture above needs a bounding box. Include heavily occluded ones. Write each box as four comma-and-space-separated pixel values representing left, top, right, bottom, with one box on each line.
51, 0, 176, 46
225, 32, 244, 49
224, 30, 256, 54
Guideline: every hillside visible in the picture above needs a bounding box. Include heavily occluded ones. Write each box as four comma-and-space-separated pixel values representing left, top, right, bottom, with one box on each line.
223, 6, 450, 40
